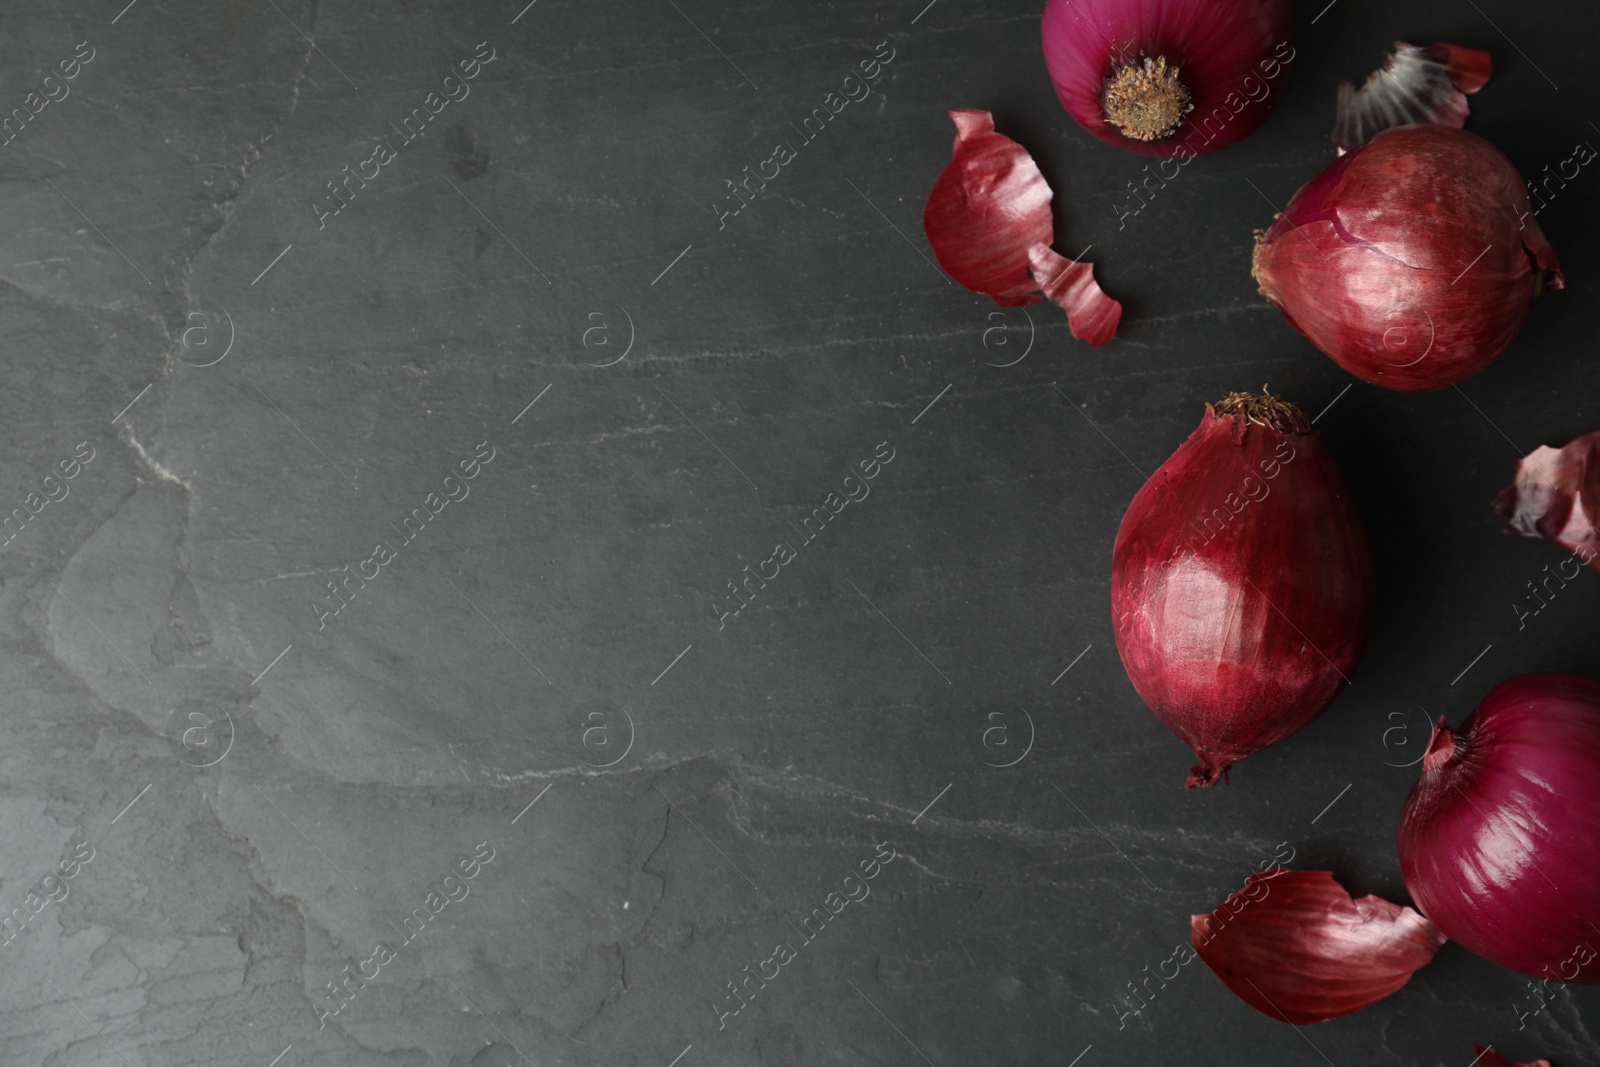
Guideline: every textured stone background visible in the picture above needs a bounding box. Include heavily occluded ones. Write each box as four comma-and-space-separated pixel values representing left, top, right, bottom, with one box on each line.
0, 0, 1593, 1064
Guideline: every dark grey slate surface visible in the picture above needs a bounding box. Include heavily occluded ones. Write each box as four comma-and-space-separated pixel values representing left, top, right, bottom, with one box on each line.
0, 0, 1593, 1063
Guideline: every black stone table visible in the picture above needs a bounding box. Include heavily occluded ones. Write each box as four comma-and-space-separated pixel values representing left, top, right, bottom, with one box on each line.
0, 0, 1592, 1063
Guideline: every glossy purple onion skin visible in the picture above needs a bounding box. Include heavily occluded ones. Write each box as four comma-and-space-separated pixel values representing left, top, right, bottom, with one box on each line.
1111, 402, 1375, 787
1254, 126, 1563, 391
1041, 0, 1294, 157
1399, 673, 1600, 982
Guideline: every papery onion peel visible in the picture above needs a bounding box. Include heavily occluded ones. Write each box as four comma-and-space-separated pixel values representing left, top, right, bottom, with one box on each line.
1492, 430, 1600, 572
923, 110, 1121, 345
1191, 868, 1446, 1024
1473, 1044, 1553, 1067
1332, 41, 1492, 154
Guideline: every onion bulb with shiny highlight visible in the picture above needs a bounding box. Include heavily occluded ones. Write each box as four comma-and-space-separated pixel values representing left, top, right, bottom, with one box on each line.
1398, 673, 1600, 983
1252, 125, 1563, 391
1111, 390, 1375, 787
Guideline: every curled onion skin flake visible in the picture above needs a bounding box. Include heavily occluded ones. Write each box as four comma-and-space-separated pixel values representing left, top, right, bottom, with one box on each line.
1191, 868, 1446, 1024
1399, 673, 1600, 983
1492, 430, 1600, 571
923, 110, 1052, 307
1028, 243, 1122, 346
1252, 125, 1563, 392
1041, 0, 1294, 157
1473, 1044, 1553, 1067
923, 111, 1123, 344
1110, 390, 1375, 787
1332, 41, 1493, 153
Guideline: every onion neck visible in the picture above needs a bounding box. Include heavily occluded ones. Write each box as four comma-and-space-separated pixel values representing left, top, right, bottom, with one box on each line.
1250, 230, 1270, 293
1103, 56, 1192, 141
1421, 717, 1458, 774
1207, 387, 1312, 435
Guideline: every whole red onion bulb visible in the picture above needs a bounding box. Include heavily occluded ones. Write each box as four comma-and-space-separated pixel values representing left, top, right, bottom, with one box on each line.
1111, 391, 1375, 787
1399, 673, 1600, 982
1041, 0, 1294, 157
1252, 125, 1563, 391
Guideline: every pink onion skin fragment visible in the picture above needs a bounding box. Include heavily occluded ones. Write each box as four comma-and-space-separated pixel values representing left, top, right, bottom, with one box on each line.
1332, 41, 1493, 153
1191, 868, 1446, 1024
923, 110, 1052, 307
1434, 43, 1493, 92
1492, 430, 1600, 572
1028, 244, 1122, 347
1473, 1045, 1553, 1067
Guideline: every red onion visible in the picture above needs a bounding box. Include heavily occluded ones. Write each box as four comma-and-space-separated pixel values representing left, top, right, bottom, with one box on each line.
1191, 869, 1444, 1023
1252, 125, 1564, 391
923, 110, 1121, 344
1474, 1046, 1552, 1067
1029, 244, 1121, 347
1398, 673, 1600, 982
1111, 390, 1375, 786
1040, 0, 1293, 157
1493, 429, 1600, 571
